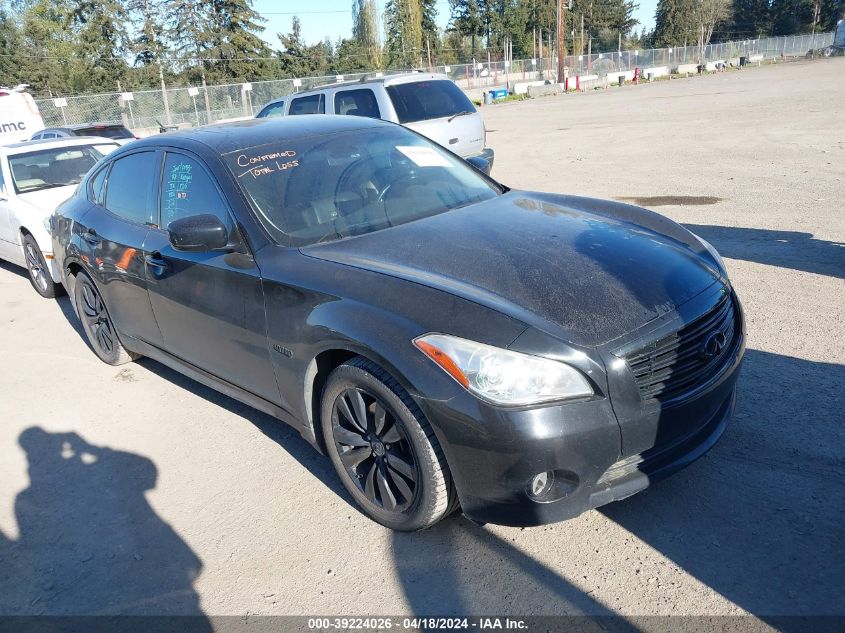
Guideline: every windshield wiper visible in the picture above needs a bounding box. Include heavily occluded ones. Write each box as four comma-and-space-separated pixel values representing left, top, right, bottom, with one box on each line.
448, 110, 474, 122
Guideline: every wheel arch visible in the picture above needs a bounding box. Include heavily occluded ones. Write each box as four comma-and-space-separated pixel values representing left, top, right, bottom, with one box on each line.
303, 342, 423, 455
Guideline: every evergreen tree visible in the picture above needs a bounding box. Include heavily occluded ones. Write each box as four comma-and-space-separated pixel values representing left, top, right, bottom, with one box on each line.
384, 0, 423, 68
0, 9, 25, 87
206, 0, 273, 80
652, 0, 695, 46
449, 0, 485, 58
71, 0, 131, 90
352, 0, 382, 68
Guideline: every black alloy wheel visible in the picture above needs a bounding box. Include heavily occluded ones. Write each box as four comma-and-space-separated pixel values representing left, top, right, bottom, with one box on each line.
23, 234, 61, 298
321, 358, 457, 530
74, 271, 138, 366
331, 387, 418, 513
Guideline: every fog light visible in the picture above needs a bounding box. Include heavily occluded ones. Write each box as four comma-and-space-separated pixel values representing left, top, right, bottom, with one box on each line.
528, 471, 554, 498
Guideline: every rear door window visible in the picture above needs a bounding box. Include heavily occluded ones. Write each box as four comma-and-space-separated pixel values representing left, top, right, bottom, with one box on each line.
104, 152, 158, 225
258, 101, 286, 118
159, 152, 232, 230
289, 94, 325, 115
334, 89, 381, 118
387, 80, 476, 124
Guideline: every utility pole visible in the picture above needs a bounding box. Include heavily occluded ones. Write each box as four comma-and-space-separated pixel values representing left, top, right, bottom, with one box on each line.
556, 0, 565, 83
158, 61, 172, 126
580, 14, 584, 58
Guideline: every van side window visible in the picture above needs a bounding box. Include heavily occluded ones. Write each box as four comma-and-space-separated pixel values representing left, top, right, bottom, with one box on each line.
334, 89, 380, 118
289, 94, 325, 115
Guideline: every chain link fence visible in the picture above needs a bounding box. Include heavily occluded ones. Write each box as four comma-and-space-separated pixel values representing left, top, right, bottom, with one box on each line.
34, 31, 835, 135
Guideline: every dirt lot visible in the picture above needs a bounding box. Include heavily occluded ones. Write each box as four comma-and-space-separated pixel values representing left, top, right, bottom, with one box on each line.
1, 58, 843, 620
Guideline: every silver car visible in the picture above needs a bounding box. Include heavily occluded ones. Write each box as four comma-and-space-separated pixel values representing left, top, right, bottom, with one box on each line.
256, 73, 494, 172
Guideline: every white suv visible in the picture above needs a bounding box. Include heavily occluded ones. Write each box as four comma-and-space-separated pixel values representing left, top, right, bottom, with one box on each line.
0, 137, 119, 297
256, 73, 494, 172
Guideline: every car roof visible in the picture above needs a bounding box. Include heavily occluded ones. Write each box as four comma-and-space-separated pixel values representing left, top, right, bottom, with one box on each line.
261, 72, 448, 107
126, 115, 391, 155
0, 136, 121, 154
43, 123, 129, 131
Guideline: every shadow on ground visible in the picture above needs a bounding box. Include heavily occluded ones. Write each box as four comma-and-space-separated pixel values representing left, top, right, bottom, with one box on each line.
684, 224, 845, 279
391, 349, 845, 619
0, 428, 210, 624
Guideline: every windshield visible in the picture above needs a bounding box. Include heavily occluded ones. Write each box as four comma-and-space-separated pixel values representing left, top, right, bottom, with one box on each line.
225, 126, 499, 246
74, 125, 134, 139
9, 144, 114, 194
387, 80, 477, 124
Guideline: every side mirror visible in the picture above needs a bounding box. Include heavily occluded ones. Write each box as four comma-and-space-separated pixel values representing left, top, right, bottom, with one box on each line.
466, 155, 491, 175
168, 214, 229, 252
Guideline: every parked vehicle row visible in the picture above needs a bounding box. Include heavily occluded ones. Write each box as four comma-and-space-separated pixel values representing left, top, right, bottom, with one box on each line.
31, 114, 745, 531
31, 123, 137, 145
0, 137, 120, 296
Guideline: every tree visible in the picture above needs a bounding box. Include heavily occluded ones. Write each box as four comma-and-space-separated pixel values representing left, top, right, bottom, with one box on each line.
420, 0, 441, 63
352, 0, 382, 68
206, 0, 273, 80
449, 0, 484, 58
384, 0, 423, 68
652, 0, 694, 46
0, 8, 25, 88
692, 0, 733, 55
721, 0, 770, 39
71, 0, 131, 90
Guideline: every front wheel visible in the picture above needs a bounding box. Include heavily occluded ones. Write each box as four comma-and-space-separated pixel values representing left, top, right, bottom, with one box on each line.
321, 357, 457, 531
73, 271, 139, 366
23, 234, 62, 298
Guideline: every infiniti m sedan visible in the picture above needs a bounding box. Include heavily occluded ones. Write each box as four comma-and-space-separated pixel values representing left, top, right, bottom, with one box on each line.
51, 116, 744, 531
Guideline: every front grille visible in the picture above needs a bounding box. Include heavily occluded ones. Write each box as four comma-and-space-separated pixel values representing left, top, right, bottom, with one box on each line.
625, 292, 738, 403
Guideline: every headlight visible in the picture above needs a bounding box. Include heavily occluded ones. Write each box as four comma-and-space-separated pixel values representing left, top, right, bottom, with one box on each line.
694, 234, 726, 275
414, 334, 593, 406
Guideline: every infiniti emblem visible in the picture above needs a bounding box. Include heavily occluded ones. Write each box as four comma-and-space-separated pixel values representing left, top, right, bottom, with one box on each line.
701, 331, 728, 360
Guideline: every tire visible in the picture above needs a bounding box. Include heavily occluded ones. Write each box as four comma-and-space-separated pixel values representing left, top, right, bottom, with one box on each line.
320, 357, 458, 531
22, 234, 62, 299
73, 271, 139, 366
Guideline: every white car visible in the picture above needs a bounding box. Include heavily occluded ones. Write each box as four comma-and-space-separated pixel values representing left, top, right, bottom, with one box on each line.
0, 137, 119, 297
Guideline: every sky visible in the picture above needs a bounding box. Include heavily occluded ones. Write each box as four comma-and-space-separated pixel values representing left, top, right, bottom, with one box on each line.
252, 0, 658, 50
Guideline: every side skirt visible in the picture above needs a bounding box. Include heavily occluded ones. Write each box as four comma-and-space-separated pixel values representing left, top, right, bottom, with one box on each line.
122, 335, 322, 451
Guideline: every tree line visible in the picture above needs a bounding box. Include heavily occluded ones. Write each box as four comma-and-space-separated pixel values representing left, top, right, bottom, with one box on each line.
0, 0, 841, 98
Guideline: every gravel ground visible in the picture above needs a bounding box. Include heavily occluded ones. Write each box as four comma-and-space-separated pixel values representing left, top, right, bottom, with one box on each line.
0, 58, 843, 621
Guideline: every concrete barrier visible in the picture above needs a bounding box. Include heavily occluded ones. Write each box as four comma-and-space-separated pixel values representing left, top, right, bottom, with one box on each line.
674, 63, 699, 74
705, 60, 726, 71
606, 70, 635, 84
527, 83, 562, 98
749, 54, 764, 63
643, 65, 669, 79
514, 80, 547, 95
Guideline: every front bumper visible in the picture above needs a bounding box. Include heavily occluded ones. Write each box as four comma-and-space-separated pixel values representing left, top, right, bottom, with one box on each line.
417, 328, 743, 527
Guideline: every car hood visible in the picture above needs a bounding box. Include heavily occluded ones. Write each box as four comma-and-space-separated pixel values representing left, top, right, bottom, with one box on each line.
16, 186, 78, 213
301, 191, 723, 348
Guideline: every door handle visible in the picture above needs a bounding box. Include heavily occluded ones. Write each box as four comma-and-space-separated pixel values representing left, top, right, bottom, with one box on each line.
81, 228, 101, 245
144, 252, 169, 273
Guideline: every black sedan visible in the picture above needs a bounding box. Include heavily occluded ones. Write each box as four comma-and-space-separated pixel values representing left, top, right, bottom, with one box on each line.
51, 116, 745, 530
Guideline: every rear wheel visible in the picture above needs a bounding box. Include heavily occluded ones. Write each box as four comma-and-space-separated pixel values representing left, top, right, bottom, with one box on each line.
73, 271, 139, 365
23, 234, 62, 298
321, 357, 457, 531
